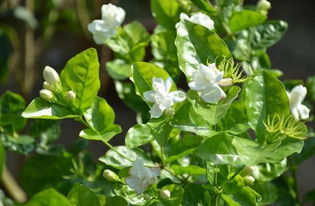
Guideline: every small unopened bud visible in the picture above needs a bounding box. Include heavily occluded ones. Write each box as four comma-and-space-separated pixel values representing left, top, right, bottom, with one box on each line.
160, 189, 171, 199
240, 166, 253, 176
43, 81, 51, 90
218, 78, 233, 87
43, 66, 60, 85
164, 107, 174, 117
66, 91, 76, 102
39, 89, 54, 101
244, 176, 255, 185
103, 169, 120, 182
257, 0, 271, 11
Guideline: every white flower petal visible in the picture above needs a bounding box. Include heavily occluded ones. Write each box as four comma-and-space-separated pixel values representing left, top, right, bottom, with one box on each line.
288, 85, 307, 107
150, 103, 164, 118
170, 91, 186, 103
101, 3, 126, 27
200, 84, 224, 104
143, 90, 155, 103
152, 78, 165, 93
297, 104, 310, 120
189, 12, 214, 30
164, 77, 173, 93
291, 107, 299, 120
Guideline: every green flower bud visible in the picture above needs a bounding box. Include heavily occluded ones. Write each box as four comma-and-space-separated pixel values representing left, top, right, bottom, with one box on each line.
103, 169, 120, 182
66, 91, 76, 102
160, 189, 171, 199
43, 81, 51, 90
43, 66, 60, 85
244, 175, 255, 185
39, 89, 54, 101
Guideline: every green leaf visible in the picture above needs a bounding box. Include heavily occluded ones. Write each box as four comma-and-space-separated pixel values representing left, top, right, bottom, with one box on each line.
245, 71, 290, 141
182, 184, 207, 205
229, 10, 267, 33
112, 185, 145, 205
148, 118, 175, 146
131, 62, 174, 97
67, 183, 101, 206
175, 19, 231, 77
106, 59, 131, 80
165, 135, 202, 162
188, 86, 241, 125
251, 20, 288, 50
191, 0, 217, 14
105, 196, 128, 206
125, 124, 153, 148
79, 97, 121, 142
106, 21, 150, 62
20, 154, 72, 195
60, 48, 100, 112
252, 182, 278, 205
0, 133, 35, 154
171, 165, 206, 176
99, 146, 153, 169
0, 91, 26, 131
150, 0, 181, 30
24, 189, 72, 206
22, 98, 78, 119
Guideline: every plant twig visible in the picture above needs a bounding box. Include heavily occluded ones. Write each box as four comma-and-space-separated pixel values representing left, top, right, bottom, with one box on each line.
1, 166, 27, 203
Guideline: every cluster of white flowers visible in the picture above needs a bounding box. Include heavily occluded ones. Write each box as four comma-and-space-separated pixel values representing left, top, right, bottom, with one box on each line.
144, 77, 186, 118
88, 4, 126, 45
39, 66, 75, 102
287, 85, 310, 120
125, 158, 160, 194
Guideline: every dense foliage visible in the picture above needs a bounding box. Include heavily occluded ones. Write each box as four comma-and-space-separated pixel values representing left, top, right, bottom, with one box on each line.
0, 0, 315, 205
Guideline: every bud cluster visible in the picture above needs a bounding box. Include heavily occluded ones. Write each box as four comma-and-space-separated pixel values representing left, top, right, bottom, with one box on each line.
39, 66, 76, 103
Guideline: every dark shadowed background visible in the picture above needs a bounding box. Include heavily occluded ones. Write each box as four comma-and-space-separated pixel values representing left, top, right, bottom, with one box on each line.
1, 0, 314, 201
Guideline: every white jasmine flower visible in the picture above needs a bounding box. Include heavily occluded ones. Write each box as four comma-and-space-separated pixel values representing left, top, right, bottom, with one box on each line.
188, 63, 231, 104
287, 85, 310, 120
88, 3, 126, 44
180, 12, 214, 30
143, 77, 186, 118
257, 0, 271, 11
43, 66, 60, 85
125, 158, 160, 194
244, 175, 255, 185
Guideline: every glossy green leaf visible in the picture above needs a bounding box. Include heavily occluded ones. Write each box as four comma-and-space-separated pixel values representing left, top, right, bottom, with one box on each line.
165, 135, 202, 162
99, 146, 153, 169
125, 124, 153, 148
251, 20, 288, 50
79, 97, 121, 142
112, 185, 145, 205
182, 184, 207, 205
106, 59, 131, 80
191, 0, 217, 14
24, 189, 72, 206
148, 118, 175, 146
0, 91, 26, 131
245, 71, 290, 140
22, 98, 78, 119
229, 10, 267, 33
188, 86, 241, 125
67, 183, 101, 206
0, 133, 35, 154
150, 0, 181, 30
105, 196, 128, 206
60, 48, 100, 112
252, 182, 278, 205
106, 21, 150, 62
171, 165, 206, 176
175, 19, 231, 77
131, 62, 174, 97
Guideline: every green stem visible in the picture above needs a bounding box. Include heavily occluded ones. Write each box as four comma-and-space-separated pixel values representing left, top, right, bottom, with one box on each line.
289, 157, 300, 204
102, 141, 134, 162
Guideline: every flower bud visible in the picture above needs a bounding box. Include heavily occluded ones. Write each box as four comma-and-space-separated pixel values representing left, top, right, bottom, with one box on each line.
43, 81, 51, 90
240, 166, 253, 176
160, 189, 171, 199
257, 0, 271, 11
244, 175, 255, 185
103, 169, 120, 182
66, 91, 76, 102
218, 78, 233, 87
39, 89, 54, 101
43, 66, 60, 85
